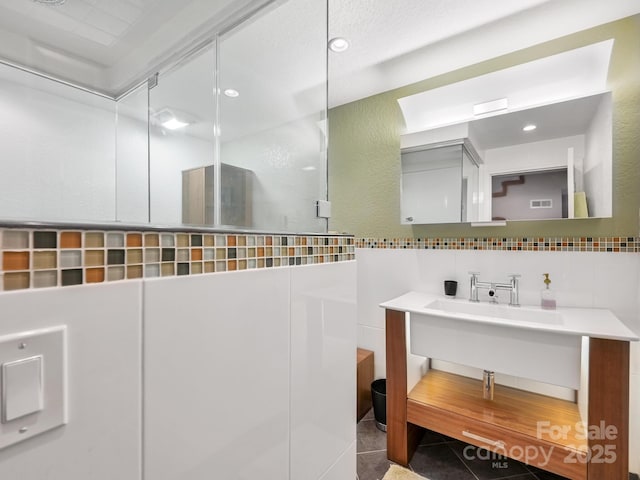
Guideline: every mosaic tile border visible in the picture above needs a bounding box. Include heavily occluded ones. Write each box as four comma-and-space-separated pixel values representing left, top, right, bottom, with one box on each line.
356, 236, 639, 253
0, 229, 355, 292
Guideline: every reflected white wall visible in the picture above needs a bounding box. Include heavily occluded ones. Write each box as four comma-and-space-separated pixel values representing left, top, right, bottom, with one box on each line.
0, 65, 116, 222
584, 93, 612, 217
149, 45, 216, 226
221, 112, 327, 232
117, 83, 149, 223
149, 131, 214, 225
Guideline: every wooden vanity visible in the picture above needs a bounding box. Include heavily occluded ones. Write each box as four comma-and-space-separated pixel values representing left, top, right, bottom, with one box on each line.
385, 307, 632, 480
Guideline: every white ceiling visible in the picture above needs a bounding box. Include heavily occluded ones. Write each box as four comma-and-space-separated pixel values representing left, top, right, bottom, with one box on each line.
470, 93, 606, 151
0, 0, 264, 96
329, 0, 640, 107
0, 0, 638, 104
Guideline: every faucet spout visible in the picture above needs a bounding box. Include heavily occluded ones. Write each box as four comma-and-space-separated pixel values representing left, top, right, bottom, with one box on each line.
468, 273, 520, 306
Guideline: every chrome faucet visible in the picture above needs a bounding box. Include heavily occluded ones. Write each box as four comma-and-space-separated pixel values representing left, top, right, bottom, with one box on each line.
469, 272, 520, 306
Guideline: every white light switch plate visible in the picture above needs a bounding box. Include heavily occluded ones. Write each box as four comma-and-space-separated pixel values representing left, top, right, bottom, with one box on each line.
2, 355, 43, 423
0, 326, 67, 450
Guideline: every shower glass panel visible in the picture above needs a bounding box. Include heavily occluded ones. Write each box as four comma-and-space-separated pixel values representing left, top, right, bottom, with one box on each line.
149, 45, 216, 226
0, 62, 117, 222
218, 0, 328, 232
117, 83, 149, 223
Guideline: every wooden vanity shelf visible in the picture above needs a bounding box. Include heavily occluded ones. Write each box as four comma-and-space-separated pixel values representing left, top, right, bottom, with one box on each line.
385, 308, 630, 480
408, 370, 587, 479
357, 348, 374, 421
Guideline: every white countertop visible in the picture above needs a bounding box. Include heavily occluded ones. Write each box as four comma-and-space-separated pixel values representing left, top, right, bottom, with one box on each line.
380, 291, 639, 342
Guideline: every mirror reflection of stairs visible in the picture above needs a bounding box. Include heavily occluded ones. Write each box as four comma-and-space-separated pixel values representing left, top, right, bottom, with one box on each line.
492, 175, 525, 198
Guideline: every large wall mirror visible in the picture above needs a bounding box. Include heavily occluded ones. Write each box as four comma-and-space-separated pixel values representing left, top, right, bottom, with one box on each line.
0, 0, 328, 234
398, 40, 613, 225
401, 93, 612, 224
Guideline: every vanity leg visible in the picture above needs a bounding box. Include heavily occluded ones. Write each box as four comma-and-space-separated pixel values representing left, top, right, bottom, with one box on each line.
385, 308, 423, 466
588, 338, 629, 480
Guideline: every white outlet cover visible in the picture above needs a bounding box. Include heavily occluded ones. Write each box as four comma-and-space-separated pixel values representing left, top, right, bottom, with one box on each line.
0, 326, 67, 450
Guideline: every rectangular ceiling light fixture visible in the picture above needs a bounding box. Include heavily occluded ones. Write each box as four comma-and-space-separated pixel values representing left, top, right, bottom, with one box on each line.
473, 98, 508, 116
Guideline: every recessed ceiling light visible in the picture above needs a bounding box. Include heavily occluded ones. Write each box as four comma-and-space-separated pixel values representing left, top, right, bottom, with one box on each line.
302, 166, 317, 171
328, 37, 349, 53
152, 107, 195, 130
522, 124, 537, 132
162, 118, 189, 130
224, 89, 239, 98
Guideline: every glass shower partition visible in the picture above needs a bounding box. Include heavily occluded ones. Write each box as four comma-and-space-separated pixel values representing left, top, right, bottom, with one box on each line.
217, 0, 328, 233
148, 45, 217, 226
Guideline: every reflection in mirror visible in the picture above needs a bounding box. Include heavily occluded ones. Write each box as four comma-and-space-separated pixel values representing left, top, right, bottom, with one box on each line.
117, 83, 149, 223
491, 170, 568, 221
0, 62, 117, 222
397, 41, 613, 225
149, 45, 216, 226
475, 93, 612, 221
399, 93, 612, 224
400, 142, 480, 224
0, 1, 328, 233
218, 0, 327, 233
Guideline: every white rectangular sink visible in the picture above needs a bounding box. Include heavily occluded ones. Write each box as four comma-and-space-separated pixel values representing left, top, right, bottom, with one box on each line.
424, 299, 562, 325
380, 291, 638, 390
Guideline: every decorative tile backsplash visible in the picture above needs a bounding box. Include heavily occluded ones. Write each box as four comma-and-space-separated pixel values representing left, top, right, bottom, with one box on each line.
3, 229, 636, 291
0, 229, 355, 291
356, 236, 639, 252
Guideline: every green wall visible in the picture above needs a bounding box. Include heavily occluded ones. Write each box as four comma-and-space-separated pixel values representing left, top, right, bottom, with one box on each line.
328, 15, 640, 238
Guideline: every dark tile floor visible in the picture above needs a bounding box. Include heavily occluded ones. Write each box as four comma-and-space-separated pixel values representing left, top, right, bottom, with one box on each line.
357, 408, 569, 480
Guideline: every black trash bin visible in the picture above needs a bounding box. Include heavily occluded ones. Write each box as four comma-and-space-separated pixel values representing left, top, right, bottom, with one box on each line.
371, 379, 386, 432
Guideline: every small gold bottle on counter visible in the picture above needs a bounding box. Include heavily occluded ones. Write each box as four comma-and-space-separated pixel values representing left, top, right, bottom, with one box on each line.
541, 273, 556, 310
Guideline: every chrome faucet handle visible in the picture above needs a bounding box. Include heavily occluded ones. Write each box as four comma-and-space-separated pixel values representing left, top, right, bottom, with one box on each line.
469, 272, 480, 302
507, 274, 520, 306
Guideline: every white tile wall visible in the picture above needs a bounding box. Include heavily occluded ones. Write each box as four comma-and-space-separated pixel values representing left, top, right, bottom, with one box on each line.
357, 324, 387, 380
592, 253, 640, 327
0, 282, 142, 479
0, 261, 358, 480
290, 262, 356, 480
318, 441, 356, 480
357, 248, 421, 331
143, 269, 291, 480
